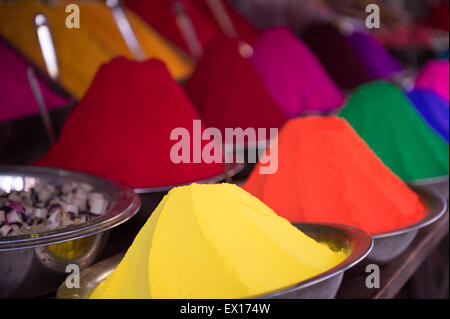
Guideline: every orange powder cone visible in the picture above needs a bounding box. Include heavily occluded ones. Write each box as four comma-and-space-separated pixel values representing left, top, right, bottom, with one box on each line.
244, 116, 427, 235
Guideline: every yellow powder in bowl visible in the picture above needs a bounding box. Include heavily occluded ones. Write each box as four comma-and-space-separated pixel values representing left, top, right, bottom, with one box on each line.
0, 0, 193, 99
90, 183, 346, 299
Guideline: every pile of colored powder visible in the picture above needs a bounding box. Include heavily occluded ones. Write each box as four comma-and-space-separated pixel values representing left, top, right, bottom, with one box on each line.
340, 82, 449, 181
421, 2, 450, 32
190, 0, 260, 45
0, 40, 68, 122
250, 27, 344, 117
415, 60, 449, 102
72, 1, 193, 80
348, 31, 403, 80
124, 0, 259, 56
407, 89, 449, 143
244, 117, 427, 235
0, 0, 193, 99
90, 183, 346, 299
124, 0, 217, 54
185, 36, 288, 139
36, 58, 225, 189
301, 23, 373, 90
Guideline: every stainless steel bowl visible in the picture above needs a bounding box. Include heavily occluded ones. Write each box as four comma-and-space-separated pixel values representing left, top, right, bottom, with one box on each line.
410, 175, 449, 201
368, 186, 447, 263
134, 162, 244, 194
0, 166, 140, 298
57, 222, 373, 299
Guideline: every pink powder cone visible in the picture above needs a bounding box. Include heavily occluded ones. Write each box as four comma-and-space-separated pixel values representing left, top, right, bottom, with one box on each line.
0, 41, 68, 122
250, 27, 345, 117
416, 59, 449, 102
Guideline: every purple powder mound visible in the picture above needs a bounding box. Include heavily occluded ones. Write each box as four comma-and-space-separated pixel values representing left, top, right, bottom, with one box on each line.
0, 41, 68, 122
250, 27, 345, 117
348, 31, 403, 80
301, 23, 374, 90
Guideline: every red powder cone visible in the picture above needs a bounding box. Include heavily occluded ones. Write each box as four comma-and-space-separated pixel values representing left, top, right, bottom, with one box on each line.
123, 0, 218, 54
36, 58, 225, 189
190, 0, 259, 45
244, 116, 427, 235
185, 36, 288, 143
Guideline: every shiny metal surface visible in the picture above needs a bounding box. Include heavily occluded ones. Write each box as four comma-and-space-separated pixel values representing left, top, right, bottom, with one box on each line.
34, 13, 59, 81
410, 175, 449, 200
106, 0, 147, 61
172, 1, 204, 59
134, 162, 244, 194
0, 166, 140, 298
27, 67, 55, 143
57, 222, 373, 299
368, 186, 447, 263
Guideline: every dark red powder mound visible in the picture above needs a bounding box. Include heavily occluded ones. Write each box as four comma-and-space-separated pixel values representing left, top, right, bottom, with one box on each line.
191, 0, 259, 45
301, 23, 374, 90
36, 58, 225, 189
123, 0, 217, 54
422, 2, 449, 32
184, 36, 288, 141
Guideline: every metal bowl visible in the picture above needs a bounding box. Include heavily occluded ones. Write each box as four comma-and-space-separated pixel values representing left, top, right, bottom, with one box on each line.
368, 186, 447, 263
223, 140, 271, 179
0, 166, 140, 298
57, 222, 373, 299
134, 162, 244, 194
410, 175, 449, 201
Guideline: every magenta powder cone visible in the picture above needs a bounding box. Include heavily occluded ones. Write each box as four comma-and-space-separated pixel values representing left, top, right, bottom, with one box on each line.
348, 31, 403, 79
416, 60, 449, 102
250, 27, 345, 117
0, 41, 68, 122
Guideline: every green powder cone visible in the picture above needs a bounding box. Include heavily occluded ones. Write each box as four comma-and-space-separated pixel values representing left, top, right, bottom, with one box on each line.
339, 81, 449, 181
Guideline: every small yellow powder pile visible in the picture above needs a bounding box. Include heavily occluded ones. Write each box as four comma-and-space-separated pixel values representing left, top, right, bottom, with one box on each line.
90, 183, 346, 299
0, 0, 193, 98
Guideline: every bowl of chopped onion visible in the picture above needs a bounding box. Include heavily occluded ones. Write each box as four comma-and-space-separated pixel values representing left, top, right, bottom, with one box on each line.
0, 166, 140, 298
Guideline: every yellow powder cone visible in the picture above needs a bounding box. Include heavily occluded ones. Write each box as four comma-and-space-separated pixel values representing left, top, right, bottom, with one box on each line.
90, 184, 346, 299
0, 0, 193, 99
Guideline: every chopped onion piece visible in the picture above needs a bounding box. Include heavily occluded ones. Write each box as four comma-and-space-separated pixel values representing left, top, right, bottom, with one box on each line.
6, 210, 23, 224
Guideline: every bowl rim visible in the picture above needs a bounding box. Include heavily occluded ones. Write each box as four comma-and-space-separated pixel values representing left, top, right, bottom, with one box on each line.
57, 222, 373, 299
257, 222, 373, 299
0, 166, 141, 251
408, 175, 449, 187
134, 162, 244, 194
371, 185, 447, 240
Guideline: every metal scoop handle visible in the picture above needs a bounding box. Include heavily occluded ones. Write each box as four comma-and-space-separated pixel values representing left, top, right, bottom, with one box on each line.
27, 67, 55, 143
172, 1, 203, 59
34, 13, 59, 81
106, 0, 147, 61
206, 0, 238, 39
